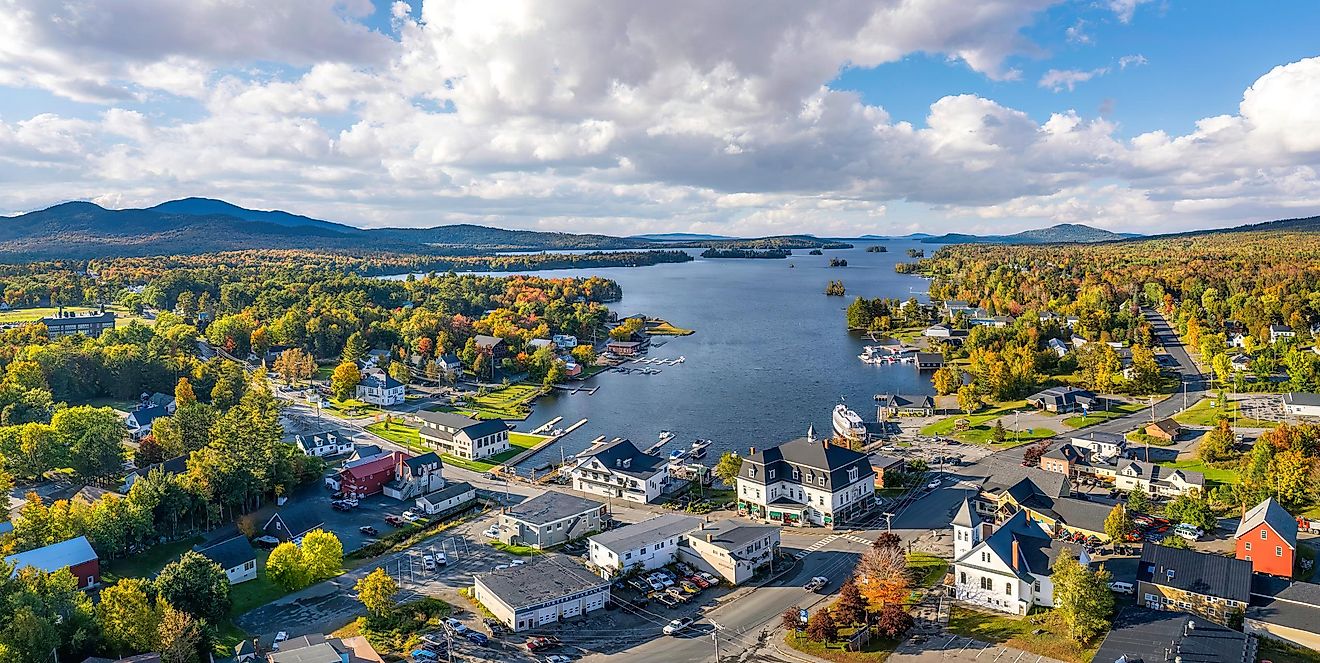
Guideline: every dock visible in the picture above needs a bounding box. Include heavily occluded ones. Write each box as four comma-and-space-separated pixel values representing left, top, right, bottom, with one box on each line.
494, 416, 587, 473
530, 416, 563, 434
645, 431, 676, 454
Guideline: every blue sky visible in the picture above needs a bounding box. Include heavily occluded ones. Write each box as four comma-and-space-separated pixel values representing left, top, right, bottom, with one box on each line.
1, 1, 1318, 236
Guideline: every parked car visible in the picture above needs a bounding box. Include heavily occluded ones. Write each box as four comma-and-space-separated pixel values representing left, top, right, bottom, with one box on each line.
253, 535, 280, 549
803, 576, 829, 592
1174, 524, 1202, 541
544, 655, 573, 663
525, 636, 560, 652
359, 526, 379, 536
273, 631, 289, 649
1108, 581, 1135, 595
510, 559, 526, 566
465, 631, 489, 645
420, 634, 447, 651
402, 510, 421, 522
331, 501, 352, 512
385, 515, 404, 526
483, 525, 501, 538
434, 552, 447, 566
410, 649, 439, 662
422, 554, 437, 571
663, 618, 694, 635
698, 572, 719, 585
679, 580, 701, 594
689, 575, 710, 589
655, 594, 679, 608
444, 617, 469, 634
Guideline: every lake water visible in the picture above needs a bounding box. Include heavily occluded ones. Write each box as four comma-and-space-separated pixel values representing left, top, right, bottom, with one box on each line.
396, 241, 941, 468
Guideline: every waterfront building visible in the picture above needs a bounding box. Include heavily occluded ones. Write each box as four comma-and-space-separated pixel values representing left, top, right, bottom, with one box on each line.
735, 433, 875, 528
414, 410, 510, 460
570, 438, 671, 503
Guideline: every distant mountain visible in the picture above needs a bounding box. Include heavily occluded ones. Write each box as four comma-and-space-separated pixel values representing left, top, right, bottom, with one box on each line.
0, 198, 848, 259
631, 232, 734, 241
920, 223, 1129, 245
1171, 214, 1320, 237
150, 197, 360, 234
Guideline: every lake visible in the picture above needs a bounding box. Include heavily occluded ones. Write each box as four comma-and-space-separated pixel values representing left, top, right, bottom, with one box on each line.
395, 241, 941, 468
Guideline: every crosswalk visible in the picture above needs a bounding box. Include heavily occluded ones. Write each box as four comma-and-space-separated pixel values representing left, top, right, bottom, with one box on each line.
791, 532, 874, 560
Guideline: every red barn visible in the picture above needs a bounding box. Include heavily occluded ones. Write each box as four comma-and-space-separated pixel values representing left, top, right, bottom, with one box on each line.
1234, 497, 1297, 578
4, 536, 100, 589
338, 451, 409, 498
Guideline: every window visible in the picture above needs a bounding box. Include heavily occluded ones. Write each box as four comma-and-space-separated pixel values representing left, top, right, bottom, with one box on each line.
793, 468, 800, 480
1033, 581, 1041, 593
817, 476, 826, 487
980, 577, 993, 591
981, 552, 990, 563
848, 468, 858, 482
960, 572, 967, 584
1245, 555, 1252, 562
748, 467, 756, 478
1245, 542, 1252, 551
769, 469, 776, 480
1276, 546, 1283, 557
1261, 529, 1269, 539
1005, 582, 1012, 595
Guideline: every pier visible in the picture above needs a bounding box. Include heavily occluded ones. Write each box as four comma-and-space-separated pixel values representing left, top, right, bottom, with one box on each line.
494, 416, 588, 473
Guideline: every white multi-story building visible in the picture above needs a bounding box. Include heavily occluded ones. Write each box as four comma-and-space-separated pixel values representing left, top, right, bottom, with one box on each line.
951, 500, 1090, 615
679, 519, 781, 585
414, 410, 510, 460
356, 368, 405, 406
1114, 459, 1205, 497
735, 432, 875, 528
588, 514, 701, 578
569, 439, 671, 503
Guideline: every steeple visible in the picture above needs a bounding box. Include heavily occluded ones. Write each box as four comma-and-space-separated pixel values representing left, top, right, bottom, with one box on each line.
952, 497, 983, 560
806, 425, 815, 443
952, 497, 980, 528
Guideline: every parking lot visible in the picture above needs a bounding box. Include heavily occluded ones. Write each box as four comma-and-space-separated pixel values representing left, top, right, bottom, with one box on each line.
1236, 394, 1286, 422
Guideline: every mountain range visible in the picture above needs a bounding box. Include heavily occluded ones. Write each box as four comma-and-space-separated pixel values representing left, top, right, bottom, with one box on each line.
1, 198, 1317, 260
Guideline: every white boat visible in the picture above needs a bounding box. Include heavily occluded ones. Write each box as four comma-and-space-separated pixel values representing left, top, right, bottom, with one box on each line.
669, 449, 688, 462
832, 403, 867, 440
689, 439, 711, 458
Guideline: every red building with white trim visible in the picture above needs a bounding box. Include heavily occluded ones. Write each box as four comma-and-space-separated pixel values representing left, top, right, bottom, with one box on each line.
337, 451, 410, 498
1234, 497, 1297, 578
3, 536, 100, 589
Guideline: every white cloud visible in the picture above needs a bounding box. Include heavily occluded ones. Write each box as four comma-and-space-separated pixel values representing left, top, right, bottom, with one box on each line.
1039, 67, 1110, 92
0, 1, 1318, 237
1107, 0, 1152, 23
1065, 20, 1093, 45
1119, 54, 1148, 69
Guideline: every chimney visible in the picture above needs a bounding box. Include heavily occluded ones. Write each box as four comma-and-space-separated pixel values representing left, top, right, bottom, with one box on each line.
706, 534, 713, 543
1010, 539, 1020, 571
749, 446, 756, 455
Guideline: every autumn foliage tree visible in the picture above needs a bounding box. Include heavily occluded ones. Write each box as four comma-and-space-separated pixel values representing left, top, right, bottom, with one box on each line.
781, 605, 804, 634
855, 543, 910, 610
330, 361, 360, 401
875, 604, 914, 638
832, 578, 867, 626
805, 608, 838, 642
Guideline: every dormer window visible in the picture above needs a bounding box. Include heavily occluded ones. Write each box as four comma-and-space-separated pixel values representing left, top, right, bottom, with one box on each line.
817, 476, 826, 487
748, 467, 756, 478
847, 467, 858, 482
768, 469, 776, 480
792, 468, 800, 480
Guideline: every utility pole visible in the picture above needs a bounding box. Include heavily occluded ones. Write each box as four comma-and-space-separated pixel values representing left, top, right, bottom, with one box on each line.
711, 620, 723, 662
882, 512, 894, 532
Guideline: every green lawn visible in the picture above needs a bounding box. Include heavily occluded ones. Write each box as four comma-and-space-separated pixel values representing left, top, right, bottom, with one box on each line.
920, 401, 1053, 447
907, 552, 948, 589
490, 541, 545, 556
1126, 431, 1175, 447
645, 318, 695, 336
437, 384, 544, 420
324, 398, 384, 417
1258, 637, 1320, 663
0, 304, 149, 327
1063, 402, 1142, 428
1156, 459, 1239, 485
946, 606, 1098, 663
1174, 398, 1278, 428
69, 395, 142, 412
227, 551, 291, 616
785, 631, 898, 663
103, 536, 203, 579
364, 422, 544, 472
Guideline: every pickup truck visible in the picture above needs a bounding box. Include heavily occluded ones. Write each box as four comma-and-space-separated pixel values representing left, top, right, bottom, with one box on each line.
384, 515, 405, 526
803, 576, 829, 592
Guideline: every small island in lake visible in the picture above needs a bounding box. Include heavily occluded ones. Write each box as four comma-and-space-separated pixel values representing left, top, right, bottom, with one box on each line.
808, 249, 823, 255
866, 245, 887, 252
825, 280, 845, 296
701, 248, 791, 259
829, 257, 848, 267
906, 248, 925, 258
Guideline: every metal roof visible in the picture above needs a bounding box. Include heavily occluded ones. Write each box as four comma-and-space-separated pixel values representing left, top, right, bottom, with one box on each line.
475, 555, 608, 610
504, 491, 604, 526
4, 536, 98, 573
1138, 543, 1252, 603
1234, 497, 1298, 545
590, 514, 701, 553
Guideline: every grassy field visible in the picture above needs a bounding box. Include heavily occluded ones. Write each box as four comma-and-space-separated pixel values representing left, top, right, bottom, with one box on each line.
0, 304, 151, 327
920, 401, 1053, 447
645, 318, 695, 336
785, 631, 899, 663
490, 541, 545, 556
438, 383, 544, 420
324, 398, 384, 417
1156, 459, 1239, 485
1258, 638, 1320, 663
364, 422, 544, 472
1174, 397, 1278, 428
946, 606, 1098, 663
908, 552, 948, 589
1063, 402, 1142, 428
1126, 431, 1176, 447
103, 535, 203, 579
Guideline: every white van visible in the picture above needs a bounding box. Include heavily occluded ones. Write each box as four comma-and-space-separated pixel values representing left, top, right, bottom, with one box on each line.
1107, 581, 1135, 595
1174, 523, 1203, 541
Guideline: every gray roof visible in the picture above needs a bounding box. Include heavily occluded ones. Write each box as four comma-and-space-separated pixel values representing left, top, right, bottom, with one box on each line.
414, 410, 508, 438
418, 481, 475, 505
1020, 494, 1112, 534
1093, 607, 1253, 663
958, 511, 1079, 582
294, 429, 351, 451
504, 491, 604, 526
41, 311, 116, 326
128, 405, 168, 428
403, 452, 441, 470
264, 506, 325, 540
1234, 497, 1297, 545
590, 514, 701, 553
1247, 580, 1320, 634
581, 438, 668, 478
870, 454, 904, 470
476, 555, 608, 610
268, 643, 343, 663
979, 463, 1069, 499
474, 334, 505, 348
1138, 543, 1252, 603
1285, 392, 1320, 407
1117, 459, 1205, 488
5, 536, 98, 573
876, 393, 934, 408
686, 518, 778, 553
951, 498, 980, 529
359, 370, 403, 390
195, 534, 255, 571
740, 437, 874, 491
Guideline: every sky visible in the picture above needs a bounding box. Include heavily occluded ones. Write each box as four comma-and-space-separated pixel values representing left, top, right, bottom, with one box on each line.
1, 1, 1319, 237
